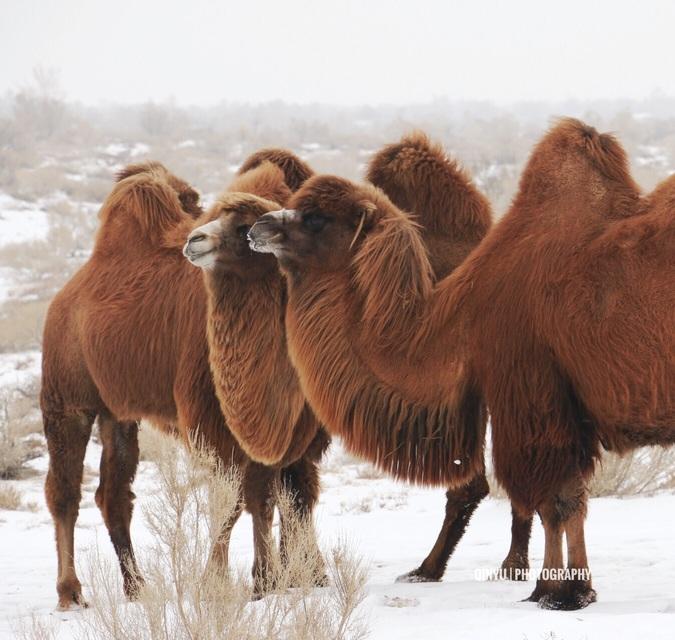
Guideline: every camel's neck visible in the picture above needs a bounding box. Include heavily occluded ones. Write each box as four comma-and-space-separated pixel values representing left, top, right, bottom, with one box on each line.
285, 246, 485, 487
204, 270, 306, 465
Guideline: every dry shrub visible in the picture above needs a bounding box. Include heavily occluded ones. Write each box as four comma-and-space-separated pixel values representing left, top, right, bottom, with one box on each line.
57, 437, 369, 640
589, 448, 675, 497
0, 430, 31, 480
137, 421, 176, 462
0, 392, 43, 478
0, 299, 49, 351
0, 483, 23, 510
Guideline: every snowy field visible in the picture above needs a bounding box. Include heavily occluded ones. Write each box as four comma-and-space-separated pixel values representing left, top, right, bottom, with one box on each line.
1, 135, 674, 639
1, 435, 674, 640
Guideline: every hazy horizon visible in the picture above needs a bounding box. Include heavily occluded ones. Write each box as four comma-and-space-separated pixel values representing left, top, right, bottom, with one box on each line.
3, 0, 675, 107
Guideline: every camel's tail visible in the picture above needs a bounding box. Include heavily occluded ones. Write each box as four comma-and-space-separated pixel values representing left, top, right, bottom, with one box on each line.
366, 131, 491, 240
238, 147, 314, 192
515, 118, 641, 220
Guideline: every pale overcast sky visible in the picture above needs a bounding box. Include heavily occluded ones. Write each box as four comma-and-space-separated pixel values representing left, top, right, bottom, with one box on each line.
1, 0, 674, 106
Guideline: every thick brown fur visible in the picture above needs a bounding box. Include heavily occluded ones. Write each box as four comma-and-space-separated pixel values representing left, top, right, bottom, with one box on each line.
366, 135, 532, 582
115, 161, 203, 219
41, 158, 326, 610
267, 176, 484, 487
238, 148, 314, 193
249, 119, 674, 609
188, 160, 325, 466
367, 131, 491, 278
198, 143, 528, 585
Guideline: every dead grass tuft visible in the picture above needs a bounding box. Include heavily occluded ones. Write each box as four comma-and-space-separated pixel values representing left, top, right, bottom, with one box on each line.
16, 438, 370, 640
0, 484, 23, 510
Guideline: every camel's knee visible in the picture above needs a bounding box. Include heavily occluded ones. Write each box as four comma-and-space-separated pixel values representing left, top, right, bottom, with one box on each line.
446, 472, 489, 507
244, 463, 278, 517
538, 476, 587, 526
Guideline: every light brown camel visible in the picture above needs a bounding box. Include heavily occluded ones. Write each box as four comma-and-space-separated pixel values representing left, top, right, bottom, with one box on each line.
41, 157, 325, 611
248, 118, 675, 609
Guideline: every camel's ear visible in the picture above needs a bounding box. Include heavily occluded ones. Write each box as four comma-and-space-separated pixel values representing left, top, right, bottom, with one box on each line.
349, 200, 378, 250
357, 200, 378, 228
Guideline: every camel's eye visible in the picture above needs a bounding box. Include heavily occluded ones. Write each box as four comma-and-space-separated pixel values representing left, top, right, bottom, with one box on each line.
302, 213, 327, 232
236, 224, 251, 239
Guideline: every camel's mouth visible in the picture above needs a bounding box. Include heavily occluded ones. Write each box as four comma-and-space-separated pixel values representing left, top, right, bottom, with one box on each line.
184, 245, 217, 268
184, 220, 222, 269
248, 209, 295, 256
248, 231, 283, 254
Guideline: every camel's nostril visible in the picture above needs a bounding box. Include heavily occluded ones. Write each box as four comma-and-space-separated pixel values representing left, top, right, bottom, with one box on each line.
189, 233, 206, 244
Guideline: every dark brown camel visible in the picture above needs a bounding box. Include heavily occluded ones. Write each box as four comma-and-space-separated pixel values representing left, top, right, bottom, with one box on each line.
41, 157, 326, 611
366, 134, 532, 581
186, 136, 532, 583
248, 119, 675, 609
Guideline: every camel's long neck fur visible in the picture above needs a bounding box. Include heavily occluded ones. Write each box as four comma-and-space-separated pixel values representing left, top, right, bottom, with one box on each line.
286, 209, 485, 486
205, 269, 306, 465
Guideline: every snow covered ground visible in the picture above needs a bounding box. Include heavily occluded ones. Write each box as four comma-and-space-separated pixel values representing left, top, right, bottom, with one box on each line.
0, 194, 49, 250
1, 435, 674, 640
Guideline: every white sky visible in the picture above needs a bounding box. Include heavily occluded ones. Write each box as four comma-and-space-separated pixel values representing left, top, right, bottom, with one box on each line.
1, 0, 674, 106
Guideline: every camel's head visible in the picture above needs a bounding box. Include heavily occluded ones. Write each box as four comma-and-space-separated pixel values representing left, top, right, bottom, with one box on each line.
183, 192, 279, 277
248, 175, 380, 273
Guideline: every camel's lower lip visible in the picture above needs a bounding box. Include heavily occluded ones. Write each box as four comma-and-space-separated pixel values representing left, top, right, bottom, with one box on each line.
186, 248, 216, 264
249, 233, 283, 253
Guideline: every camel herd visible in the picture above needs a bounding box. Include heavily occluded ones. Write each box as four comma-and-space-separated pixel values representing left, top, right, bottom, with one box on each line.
41, 118, 674, 613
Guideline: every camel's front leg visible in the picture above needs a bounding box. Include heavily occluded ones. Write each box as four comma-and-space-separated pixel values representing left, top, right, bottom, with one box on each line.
396, 473, 489, 583
498, 505, 533, 580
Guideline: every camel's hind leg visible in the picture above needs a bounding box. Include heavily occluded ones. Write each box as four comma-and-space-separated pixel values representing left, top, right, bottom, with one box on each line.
397, 473, 490, 583
95, 414, 142, 599
527, 473, 596, 610
44, 410, 95, 610
279, 455, 327, 587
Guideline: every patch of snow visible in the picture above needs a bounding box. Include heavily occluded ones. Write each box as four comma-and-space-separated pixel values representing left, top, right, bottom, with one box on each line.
636, 145, 668, 168
101, 142, 127, 157
1, 437, 675, 638
130, 143, 150, 157
100, 142, 150, 158
0, 265, 45, 305
1, 438, 674, 638
0, 350, 41, 391
0, 193, 50, 248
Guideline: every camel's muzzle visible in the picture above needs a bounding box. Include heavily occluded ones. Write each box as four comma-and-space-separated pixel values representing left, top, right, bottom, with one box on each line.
248, 209, 296, 254
183, 219, 222, 268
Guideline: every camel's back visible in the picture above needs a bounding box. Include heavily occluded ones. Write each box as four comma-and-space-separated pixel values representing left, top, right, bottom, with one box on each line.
42, 247, 210, 425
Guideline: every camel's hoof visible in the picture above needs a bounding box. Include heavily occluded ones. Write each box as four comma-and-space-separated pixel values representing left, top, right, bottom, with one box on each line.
537, 586, 597, 611
395, 568, 442, 584
56, 582, 88, 612
56, 595, 89, 612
